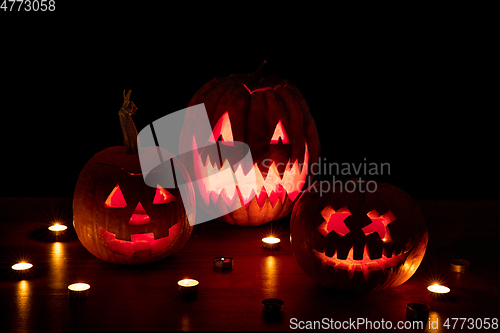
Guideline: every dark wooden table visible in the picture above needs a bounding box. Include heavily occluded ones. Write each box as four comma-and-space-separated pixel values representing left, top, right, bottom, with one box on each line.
0, 198, 499, 332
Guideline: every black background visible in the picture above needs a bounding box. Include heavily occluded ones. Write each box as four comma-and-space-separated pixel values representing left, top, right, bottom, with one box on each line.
0, 5, 497, 200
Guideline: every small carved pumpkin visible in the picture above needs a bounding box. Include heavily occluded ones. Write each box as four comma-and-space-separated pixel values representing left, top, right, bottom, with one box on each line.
73, 91, 194, 265
183, 62, 320, 226
290, 181, 428, 291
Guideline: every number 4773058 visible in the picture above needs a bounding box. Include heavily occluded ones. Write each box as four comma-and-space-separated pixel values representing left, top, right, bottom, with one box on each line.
443, 318, 498, 330
1, 0, 56, 11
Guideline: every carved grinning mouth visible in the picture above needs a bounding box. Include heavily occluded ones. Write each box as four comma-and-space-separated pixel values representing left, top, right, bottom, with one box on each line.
193, 137, 309, 209
312, 245, 408, 281
98, 221, 181, 256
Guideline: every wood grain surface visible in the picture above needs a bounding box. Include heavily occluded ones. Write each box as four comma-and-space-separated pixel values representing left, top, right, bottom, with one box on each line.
0, 198, 498, 332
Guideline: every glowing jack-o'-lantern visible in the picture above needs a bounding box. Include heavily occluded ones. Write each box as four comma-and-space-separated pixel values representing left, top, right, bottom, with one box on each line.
290, 181, 428, 291
73, 91, 194, 265
183, 63, 320, 226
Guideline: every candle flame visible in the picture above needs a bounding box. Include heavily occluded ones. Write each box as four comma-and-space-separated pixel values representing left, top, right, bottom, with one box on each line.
427, 284, 450, 294
68, 283, 90, 291
262, 237, 280, 244
178, 279, 199, 287
49, 224, 68, 232
12, 262, 33, 270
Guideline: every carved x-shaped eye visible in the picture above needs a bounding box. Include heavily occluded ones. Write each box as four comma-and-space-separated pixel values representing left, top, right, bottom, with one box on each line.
318, 205, 351, 237
362, 210, 395, 242
318, 206, 396, 242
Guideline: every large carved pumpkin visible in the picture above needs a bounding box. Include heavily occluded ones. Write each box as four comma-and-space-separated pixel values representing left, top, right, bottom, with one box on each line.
290, 181, 428, 291
183, 63, 320, 226
73, 91, 194, 265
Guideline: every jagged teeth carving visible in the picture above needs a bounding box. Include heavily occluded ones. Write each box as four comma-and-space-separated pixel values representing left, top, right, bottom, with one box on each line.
194, 139, 308, 209
312, 245, 406, 281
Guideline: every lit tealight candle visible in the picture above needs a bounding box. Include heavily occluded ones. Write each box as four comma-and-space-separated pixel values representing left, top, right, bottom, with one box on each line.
49, 223, 68, 232
262, 237, 280, 250
11, 262, 33, 271
214, 257, 233, 269
68, 283, 90, 298
178, 279, 199, 294
428, 284, 450, 299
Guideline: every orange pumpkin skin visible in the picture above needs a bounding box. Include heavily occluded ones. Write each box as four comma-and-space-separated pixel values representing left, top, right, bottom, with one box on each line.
184, 69, 320, 226
290, 181, 428, 291
73, 147, 194, 265
73, 91, 194, 265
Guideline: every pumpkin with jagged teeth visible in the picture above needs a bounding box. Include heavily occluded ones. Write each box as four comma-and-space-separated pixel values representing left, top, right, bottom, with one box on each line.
182, 63, 320, 226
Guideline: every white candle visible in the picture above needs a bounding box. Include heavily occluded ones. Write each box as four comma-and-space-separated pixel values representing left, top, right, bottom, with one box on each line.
11, 262, 33, 271
178, 279, 199, 294
427, 284, 450, 294
68, 283, 90, 298
428, 283, 450, 299
49, 224, 68, 232
262, 237, 280, 249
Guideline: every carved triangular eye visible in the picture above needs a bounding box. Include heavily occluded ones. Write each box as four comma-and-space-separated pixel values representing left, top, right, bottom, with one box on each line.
104, 184, 127, 208
318, 206, 351, 237
270, 120, 290, 144
209, 111, 234, 146
153, 184, 176, 204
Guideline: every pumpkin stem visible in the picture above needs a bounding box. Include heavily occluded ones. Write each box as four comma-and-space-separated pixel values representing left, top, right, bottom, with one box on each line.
250, 60, 267, 86
119, 90, 138, 154
255, 60, 267, 76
